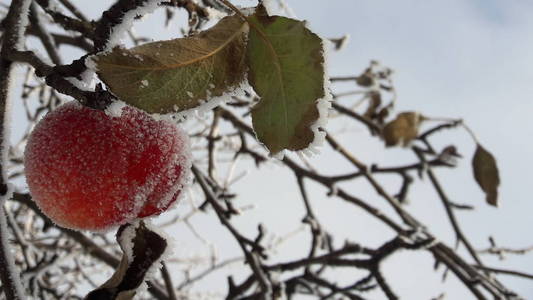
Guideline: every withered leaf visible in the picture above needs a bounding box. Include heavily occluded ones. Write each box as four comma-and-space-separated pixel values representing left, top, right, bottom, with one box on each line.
94, 15, 248, 114
364, 91, 382, 119
85, 222, 167, 300
356, 67, 374, 87
472, 144, 500, 206
382, 112, 423, 147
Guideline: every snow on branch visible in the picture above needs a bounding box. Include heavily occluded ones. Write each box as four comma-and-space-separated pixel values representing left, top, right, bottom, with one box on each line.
94, 0, 164, 52
0, 0, 32, 298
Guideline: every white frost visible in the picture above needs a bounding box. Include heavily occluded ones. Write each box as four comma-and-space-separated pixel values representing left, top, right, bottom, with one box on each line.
104, 100, 127, 117
65, 66, 96, 92
262, 0, 278, 16
0, 184, 26, 298
298, 37, 333, 157
2, 71, 14, 183
262, 0, 297, 18
205, 6, 228, 19
84, 55, 99, 72
14, 0, 32, 50
118, 220, 140, 262
272, 150, 286, 160
104, 0, 163, 52
0, 4, 39, 294
159, 80, 251, 122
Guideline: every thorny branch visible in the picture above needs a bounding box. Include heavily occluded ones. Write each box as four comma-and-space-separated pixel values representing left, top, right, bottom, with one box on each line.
0, 0, 530, 299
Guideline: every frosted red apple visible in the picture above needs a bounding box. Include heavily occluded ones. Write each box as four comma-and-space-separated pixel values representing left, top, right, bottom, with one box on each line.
24, 101, 191, 231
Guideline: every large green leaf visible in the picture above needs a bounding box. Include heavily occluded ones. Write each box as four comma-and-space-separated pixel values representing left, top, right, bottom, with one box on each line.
94, 15, 248, 114
247, 6, 326, 153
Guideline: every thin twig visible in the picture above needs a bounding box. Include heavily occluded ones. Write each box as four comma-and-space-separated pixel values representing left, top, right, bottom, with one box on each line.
473, 265, 533, 280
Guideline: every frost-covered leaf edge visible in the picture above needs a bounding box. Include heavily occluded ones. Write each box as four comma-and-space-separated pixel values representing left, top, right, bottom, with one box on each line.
246, 5, 331, 155
84, 221, 168, 300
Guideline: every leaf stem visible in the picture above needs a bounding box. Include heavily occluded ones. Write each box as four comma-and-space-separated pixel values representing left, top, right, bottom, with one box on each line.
461, 122, 480, 145
216, 0, 276, 56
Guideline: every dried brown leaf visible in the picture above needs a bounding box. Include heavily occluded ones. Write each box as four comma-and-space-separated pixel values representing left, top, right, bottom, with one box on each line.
382, 112, 423, 147
472, 144, 500, 206
85, 222, 167, 300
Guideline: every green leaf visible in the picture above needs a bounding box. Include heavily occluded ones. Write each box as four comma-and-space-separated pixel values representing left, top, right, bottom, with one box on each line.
382, 112, 423, 147
472, 144, 500, 206
246, 6, 327, 154
93, 15, 248, 114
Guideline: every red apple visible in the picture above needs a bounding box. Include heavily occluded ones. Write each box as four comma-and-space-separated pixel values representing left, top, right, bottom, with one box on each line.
24, 101, 191, 231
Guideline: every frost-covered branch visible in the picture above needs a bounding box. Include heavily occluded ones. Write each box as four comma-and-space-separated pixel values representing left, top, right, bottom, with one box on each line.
217, 101, 517, 299
0, 0, 32, 298
34, 0, 94, 37
11, 192, 171, 300
94, 0, 163, 52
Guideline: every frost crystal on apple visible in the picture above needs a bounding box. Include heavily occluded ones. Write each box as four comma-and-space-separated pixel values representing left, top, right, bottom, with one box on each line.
24, 101, 192, 231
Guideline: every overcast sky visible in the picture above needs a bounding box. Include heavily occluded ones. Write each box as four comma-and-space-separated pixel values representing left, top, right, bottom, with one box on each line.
162, 1, 533, 298
8, 0, 533, 299
283, 0, 533, 297
279, 1, 533, 298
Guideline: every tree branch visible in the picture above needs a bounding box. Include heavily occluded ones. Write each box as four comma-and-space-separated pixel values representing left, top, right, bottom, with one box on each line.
0, 0, 32, 298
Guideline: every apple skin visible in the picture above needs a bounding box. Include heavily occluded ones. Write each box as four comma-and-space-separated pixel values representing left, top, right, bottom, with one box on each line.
24, 101, 191, 231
